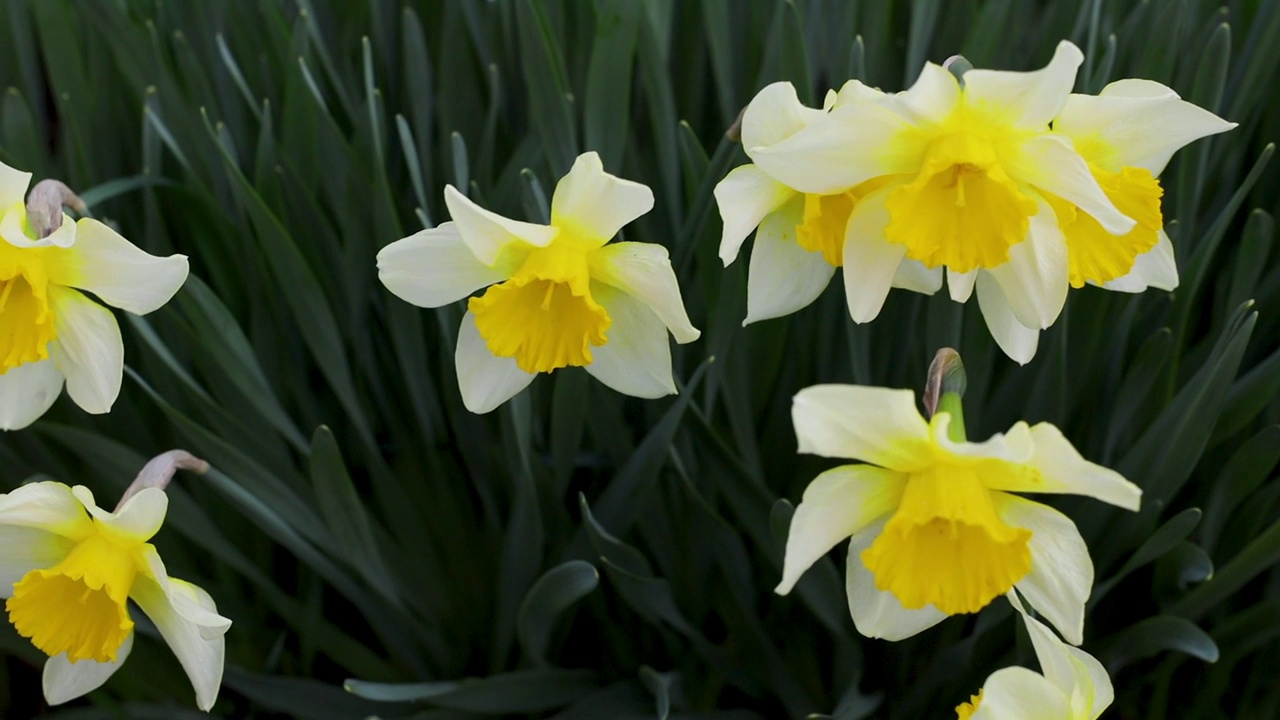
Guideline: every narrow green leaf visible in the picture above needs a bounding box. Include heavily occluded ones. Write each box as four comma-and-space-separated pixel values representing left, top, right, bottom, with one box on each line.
517, 561, 600, 666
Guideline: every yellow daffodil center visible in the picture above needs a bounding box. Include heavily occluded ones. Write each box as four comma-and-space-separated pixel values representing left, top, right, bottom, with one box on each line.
6, 529, 149, 663
885, 132, 1038, 273
0, 232, 58, 372
861, 463, 1031, 615
796, 178, 895, 267
955, 689, 984, 719
1047, 164, 1163, 287
469, 237, 611, 374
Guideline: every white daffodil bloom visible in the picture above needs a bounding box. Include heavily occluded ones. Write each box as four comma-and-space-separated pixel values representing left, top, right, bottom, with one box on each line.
978, 79, 1237, 361
713, 82, 937, 324
378, 151, 700, 414
1054, 79, 1235, 294
722, 41, 1137, 362
0, 161, 189, 430
776, 385, 1140, 645
0, 481, 229, 710
958, 596, 1114, 719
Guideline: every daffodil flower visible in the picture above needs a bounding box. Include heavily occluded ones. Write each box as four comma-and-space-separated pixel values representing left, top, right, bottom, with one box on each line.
957, 596, 1113, 719
0, 480, 229, 710
714, 82, 941, 324
776, 384, 1140, 644
377, 152, 700, 413
977, 79, 1236, 361
0, 161, 189, 430
721, 42, 1135, 361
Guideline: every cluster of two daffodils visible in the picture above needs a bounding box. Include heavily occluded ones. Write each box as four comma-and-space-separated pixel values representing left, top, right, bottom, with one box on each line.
1, 166, 227, 709
716, 41, 1234, 363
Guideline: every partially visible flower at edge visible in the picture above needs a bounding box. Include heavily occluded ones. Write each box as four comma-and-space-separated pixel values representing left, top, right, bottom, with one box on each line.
0, 451, 229, 710
377, 151, 700, 414
775, 383, 1140, 645
0, 160, 190, 430
958, 595, 1114, 720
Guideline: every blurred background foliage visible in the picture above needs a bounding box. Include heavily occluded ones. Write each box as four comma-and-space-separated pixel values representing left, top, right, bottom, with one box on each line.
1, 0, 1278, 717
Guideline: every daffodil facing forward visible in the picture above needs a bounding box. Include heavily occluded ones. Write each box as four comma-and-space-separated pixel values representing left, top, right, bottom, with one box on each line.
0, 161, 190, 430
378, 152, 700, 413
775, 359, 1140, 644
0, 452, 229, 710
957, 596, 1114, 719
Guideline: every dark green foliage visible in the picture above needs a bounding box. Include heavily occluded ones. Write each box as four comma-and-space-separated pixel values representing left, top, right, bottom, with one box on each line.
1, 1, 1278, 718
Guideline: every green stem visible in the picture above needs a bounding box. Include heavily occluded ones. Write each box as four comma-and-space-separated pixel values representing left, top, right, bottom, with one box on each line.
937, 391, 967, 442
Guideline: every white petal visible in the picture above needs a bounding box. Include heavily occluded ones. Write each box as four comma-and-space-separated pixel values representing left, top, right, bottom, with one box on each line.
0, 481, 90, 536
930, 416, 1035, 465
842, 187, 908, 323
376, 222, 508, 308
0, 161, 32, 209
1102, 229, 1178, 293
749, 102, 922, 195
713, 164, 796, 266
1000, 424, 1142, 510
43, 632, 133, 705
776, 465, 905, 594
740, 82, 826, 150
1013, 605, 1113, 718
134, 550, 230, 712
46, 219, 188, 315
454, 312, 536, 414
588, 242, 700, 343
791, 385, 932, 471
550, 152, 654, 244
998, 495, 1092, 645
846, 521, 947, 640
892, 259, 943, 295
0, 206, 76, 249
986, 201, 1069, 330
48, 287, 124, 415
976, 273, 1040, 364
0, 525, 74, 596
886, 63, 961, 126
970, 667, 1071, 720
0, 358, 65, 430
443, 185, 557, 266
1005, 134, 1135, 235
1056, 79, 1237, 175
947, 269, 977, 303
832, 79, 887, 108
583, 282, 675, 399
963, 41, 1083, 129
742, 197, 835, 324
72, 485, 169, 543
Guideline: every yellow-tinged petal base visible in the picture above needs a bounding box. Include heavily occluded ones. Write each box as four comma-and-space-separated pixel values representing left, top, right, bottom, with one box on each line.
1048, 165, 1163, 287
468, 240, 611, 374
884, 134, 1038, 273
861, 465, 1031, 615
796, 178, 895, 267
7, 532, 147, 663
0, 232, 58, 372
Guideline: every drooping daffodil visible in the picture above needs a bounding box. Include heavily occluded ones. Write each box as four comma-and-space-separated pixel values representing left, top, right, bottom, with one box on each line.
979, 78, 1236, 360
0, 452, 229, 710
718, 41, 1138, 362
775, 381, 1140, 645
714, 82, 941, 324
378, 151, 700, 413
957, 596, 1113, 719
0, 161, 190, 430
